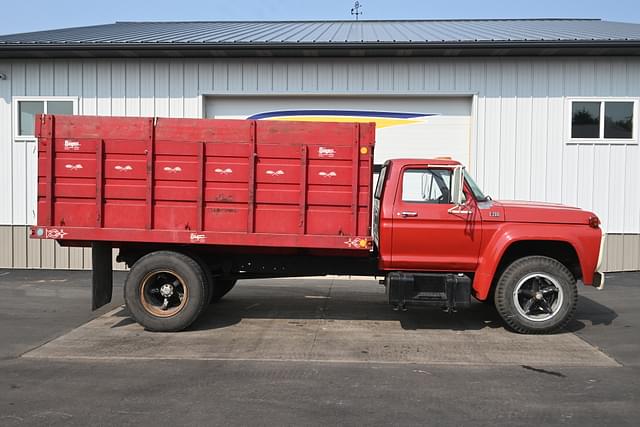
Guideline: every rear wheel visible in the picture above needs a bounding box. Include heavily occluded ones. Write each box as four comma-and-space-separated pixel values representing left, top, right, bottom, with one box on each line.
124, 251, 208, 332
494, 256, 577, 334
210, 279, 238, 303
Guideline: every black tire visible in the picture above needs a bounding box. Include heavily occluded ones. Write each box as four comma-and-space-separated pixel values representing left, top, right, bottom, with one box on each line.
187, 252, 213, 307
124, 251, 208, 332
210, 279, 238, 303
494, 256, 577, 334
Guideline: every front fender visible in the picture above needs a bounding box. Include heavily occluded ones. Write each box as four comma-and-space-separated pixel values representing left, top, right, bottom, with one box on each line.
473, 223, 602, 300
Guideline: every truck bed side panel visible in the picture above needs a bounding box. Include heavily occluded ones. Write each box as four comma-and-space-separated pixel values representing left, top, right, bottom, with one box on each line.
34, 115, 375, 252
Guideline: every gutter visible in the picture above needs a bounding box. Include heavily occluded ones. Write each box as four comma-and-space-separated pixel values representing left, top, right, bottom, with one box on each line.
1, 40, 640, 58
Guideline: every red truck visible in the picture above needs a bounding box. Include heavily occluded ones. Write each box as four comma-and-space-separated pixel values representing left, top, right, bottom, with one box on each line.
31, 114, 605, 334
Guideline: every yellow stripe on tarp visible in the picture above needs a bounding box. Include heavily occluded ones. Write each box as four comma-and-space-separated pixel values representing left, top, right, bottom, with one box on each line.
265, 116, 424, 128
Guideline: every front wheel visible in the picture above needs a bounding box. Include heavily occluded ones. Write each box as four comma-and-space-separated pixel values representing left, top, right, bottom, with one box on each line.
494, 256, 577, 334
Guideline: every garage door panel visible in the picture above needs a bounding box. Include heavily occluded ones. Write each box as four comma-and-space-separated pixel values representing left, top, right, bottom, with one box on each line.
205, 95, 472, 167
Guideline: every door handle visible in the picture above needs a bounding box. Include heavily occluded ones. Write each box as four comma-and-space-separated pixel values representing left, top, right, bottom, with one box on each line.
448, 206, 473, 215
397, 211, 418, 217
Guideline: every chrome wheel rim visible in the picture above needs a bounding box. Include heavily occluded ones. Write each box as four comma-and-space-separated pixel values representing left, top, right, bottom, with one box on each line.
140, 270, 189, 317
512, 273, 564, 322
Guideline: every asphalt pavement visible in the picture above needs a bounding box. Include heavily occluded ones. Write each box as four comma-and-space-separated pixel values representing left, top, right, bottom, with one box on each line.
0, 269, 639, 426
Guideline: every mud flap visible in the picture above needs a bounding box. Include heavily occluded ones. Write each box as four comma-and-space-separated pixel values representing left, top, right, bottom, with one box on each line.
91, 242, 113, 310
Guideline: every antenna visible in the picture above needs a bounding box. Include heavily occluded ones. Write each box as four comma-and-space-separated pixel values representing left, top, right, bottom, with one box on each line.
351, 1, 363, 20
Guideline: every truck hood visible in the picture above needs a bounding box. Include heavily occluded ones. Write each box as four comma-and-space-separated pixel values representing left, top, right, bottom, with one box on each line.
490, 200, 594, 225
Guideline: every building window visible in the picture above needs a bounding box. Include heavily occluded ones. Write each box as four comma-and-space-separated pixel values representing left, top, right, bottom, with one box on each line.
568, 99, 637, 143
14, 97, 77, 139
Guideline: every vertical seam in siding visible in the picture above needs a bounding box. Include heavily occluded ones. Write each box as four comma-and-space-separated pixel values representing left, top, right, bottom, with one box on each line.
182, 62, 186, 117
138, 60, 143, 116
153, 62, 157, 116
9, 64, 15, 226
561, 61, 567, 205
271, 61, 274, 92
481, 61, 487, 189
66, 62, 70, 96
497, 61, 502, 196
528, 60, 534, 199
110, 62, 113, 116
543, 60, 549, 200
514, 61, 519, 199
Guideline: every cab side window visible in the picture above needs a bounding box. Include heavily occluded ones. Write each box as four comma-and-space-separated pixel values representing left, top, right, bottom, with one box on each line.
402, 169, 452, 204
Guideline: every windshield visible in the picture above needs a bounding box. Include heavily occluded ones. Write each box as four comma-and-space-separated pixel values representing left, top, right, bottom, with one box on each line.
463, 169, 489, 202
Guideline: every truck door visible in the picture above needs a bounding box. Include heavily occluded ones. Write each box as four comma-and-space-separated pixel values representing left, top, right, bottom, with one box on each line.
391, 166, 481, 271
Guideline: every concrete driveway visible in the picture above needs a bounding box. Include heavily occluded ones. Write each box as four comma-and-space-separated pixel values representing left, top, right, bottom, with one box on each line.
0, 269, 639, 426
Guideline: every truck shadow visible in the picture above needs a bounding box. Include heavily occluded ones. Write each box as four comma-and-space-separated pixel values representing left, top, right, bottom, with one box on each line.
192, 298, 507, 332
194, 292, 618, 333
565, 295, 618, 332
111, 283, 617, 333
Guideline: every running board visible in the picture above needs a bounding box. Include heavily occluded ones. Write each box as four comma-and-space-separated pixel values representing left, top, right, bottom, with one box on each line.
385, 272, 471, 312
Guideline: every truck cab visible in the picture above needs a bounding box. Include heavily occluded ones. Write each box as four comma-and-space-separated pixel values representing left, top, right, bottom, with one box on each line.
373, 159, 605, 334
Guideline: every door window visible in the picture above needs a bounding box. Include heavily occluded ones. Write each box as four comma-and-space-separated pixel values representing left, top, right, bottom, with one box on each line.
402, 169, 452, 204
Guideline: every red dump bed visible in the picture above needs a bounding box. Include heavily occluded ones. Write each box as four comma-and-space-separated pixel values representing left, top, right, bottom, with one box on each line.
32, 115, 375, 252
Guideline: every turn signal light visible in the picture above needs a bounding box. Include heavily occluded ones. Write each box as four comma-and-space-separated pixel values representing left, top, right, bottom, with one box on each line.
588, 216, 601, 228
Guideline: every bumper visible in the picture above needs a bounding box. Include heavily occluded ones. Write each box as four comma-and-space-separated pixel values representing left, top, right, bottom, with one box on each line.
593, 232, 606, 290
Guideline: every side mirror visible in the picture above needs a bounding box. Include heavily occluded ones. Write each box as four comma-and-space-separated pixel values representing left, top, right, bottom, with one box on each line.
448, 166, 472, 215
450, 166, 465, 206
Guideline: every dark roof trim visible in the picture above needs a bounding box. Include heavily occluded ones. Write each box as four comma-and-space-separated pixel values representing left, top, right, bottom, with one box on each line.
2, 19, 640, 58
1, 40, 639, 59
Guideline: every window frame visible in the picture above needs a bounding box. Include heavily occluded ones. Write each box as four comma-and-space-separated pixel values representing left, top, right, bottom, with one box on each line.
13, 96, 79, 140
400, 167, 454, 205
565, 97, 639, 144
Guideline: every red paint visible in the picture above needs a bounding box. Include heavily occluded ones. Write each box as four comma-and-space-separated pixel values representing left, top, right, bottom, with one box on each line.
376, 159, 603, 297
33, 114, 374, 251
33, 116, 603, 298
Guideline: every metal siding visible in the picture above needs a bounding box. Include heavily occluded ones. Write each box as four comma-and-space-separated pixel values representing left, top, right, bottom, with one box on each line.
0, 226, 12, 267
154, 62, 169, 117
257, 61, 272, 92
111, 61, 126, 116
241, 61, 257, 93
11, 63, 25, 226
41, 238, 55, 269
82, 62, 97, 115
0, 60, 12, 225
169, 61, 184, 117
469, 60, 485, 178
212, 62, 227, 92
529, 61, 548, 202
499, 61, 517, 200
273, 62, 287, 92
12, 225, 27, 268
514, 60, 532, 200
184, 62, 199, 118
125, 61, 140, 116
0, 56, 639, 271
227, 62, 243, 92
483, 61, 501, 198
546, 61, 564, 204
140, 61, 155, 116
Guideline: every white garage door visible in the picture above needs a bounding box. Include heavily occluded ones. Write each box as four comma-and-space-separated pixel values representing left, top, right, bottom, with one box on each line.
205, 96, 472, 167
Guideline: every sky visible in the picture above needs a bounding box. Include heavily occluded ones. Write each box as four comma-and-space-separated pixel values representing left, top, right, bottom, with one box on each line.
2, 0, 640, 36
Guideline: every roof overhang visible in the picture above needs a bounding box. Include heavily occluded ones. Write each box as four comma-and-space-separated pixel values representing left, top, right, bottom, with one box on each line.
1, 41, 640, 59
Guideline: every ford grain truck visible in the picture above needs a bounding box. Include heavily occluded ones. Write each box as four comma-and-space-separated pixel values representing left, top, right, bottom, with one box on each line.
30, 114, 605, 334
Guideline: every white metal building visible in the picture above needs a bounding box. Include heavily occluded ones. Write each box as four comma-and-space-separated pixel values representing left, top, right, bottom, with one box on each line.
1, 19, 640, 271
